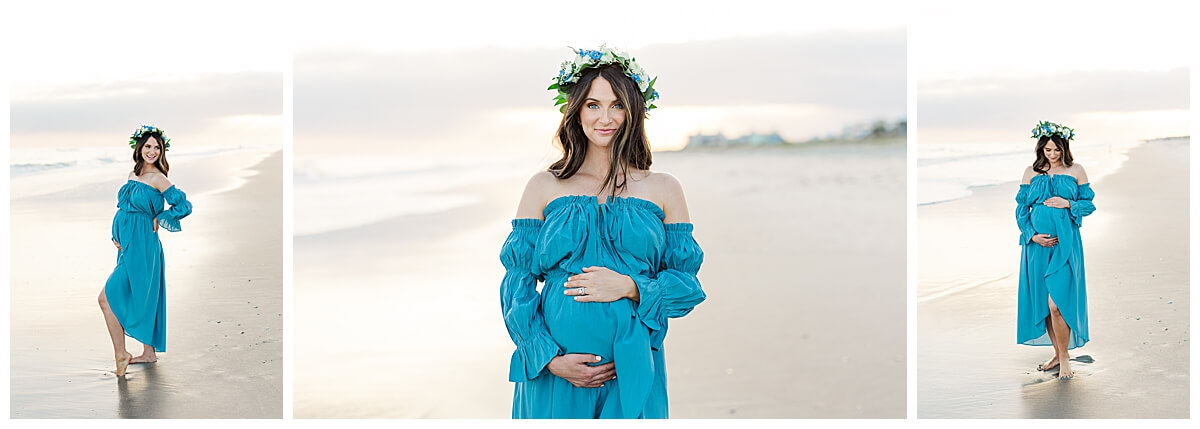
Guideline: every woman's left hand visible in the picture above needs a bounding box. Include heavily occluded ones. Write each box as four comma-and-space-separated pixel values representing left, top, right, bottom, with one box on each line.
564, 266, 640, 303
1043, 197, 1071, 209
152, 218, 159, 232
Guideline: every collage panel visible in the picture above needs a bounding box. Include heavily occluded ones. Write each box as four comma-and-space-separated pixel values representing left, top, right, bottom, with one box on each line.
7, 2, 286, 419
291, 2, 907, 419
914, 3, 1191, 418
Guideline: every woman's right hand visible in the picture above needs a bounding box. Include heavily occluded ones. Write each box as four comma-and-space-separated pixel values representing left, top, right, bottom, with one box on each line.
112, 239, 122, 250
1032, 234, 1057, 247
546, 354, 616, 388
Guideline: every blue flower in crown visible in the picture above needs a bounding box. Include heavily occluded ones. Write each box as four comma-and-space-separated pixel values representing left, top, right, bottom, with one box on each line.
1030, 120, 1074, 141
128, 124, 172, 151
547, 44, 659, 114
582, 49, 602, 61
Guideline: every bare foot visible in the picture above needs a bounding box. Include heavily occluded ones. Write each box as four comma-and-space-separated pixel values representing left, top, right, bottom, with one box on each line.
130, 353, 158, 364
1057, 361, 1074, 380
1037, 355, 1059, 372
115, 352, 133, 377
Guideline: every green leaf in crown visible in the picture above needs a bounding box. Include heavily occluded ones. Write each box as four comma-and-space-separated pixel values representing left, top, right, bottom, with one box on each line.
550, 44, 660, 114
1030, 120, 1074, 141
127, 124, 172, 151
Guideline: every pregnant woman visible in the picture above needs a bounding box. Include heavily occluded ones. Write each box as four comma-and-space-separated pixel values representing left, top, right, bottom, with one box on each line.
98, 125, 193, 376
500, 46, 706, 418
1015, 121, 1094, 380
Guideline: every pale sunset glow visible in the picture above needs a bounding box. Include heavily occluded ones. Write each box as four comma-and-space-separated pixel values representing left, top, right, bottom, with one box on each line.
914, 0, 1191, 146
293, 1, 907, 156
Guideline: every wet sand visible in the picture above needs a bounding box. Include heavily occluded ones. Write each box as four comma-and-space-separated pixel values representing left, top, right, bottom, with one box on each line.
293, 140, 907, 418
917, 137, 1190, 418
9, 151, 283, 418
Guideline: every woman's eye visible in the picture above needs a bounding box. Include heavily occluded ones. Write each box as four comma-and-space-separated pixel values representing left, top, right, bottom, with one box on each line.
613, 104, 624, 109
587, 104, 599, 109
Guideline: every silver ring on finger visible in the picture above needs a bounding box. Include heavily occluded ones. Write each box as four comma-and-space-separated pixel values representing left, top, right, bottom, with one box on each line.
579, 287, 587, 295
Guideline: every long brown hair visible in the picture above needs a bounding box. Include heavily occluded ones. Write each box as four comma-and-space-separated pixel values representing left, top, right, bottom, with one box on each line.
132, 133, 170, 176
549, 64, 652, 198
1032, 135, 1072, 174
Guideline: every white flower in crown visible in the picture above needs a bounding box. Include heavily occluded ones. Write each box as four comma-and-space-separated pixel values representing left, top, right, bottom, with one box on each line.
1030, 120, 1073, 141
627, 62, 644, 76
128, 124, 172, 150
549, 45, 660, 113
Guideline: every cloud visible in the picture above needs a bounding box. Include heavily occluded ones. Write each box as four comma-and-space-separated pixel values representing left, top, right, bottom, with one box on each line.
638, 30, 906, 108
918, 68, 1189, 131
294, 29, 906, 150
11, 72, 283, 136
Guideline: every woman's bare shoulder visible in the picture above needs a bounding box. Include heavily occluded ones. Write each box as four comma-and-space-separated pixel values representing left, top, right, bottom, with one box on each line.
515, 170, 558, 219
1069, 163, 1089, 184
1021, 165, 1036, 184
646, 171, 691, 223
143, 171, 173, 192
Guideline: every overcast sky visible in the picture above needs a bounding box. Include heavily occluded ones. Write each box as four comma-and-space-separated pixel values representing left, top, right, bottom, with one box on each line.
913, 0, 1193, 145
296, 28, 907, 155
288, 0, 908, 155
6, 1, 286, 150
12, 72, 281, 134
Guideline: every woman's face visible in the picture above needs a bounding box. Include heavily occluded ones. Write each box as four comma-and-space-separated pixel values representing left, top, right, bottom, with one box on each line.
578, 76, 625, 147
142, 136, 162, 165
1042, 140, 1062, 165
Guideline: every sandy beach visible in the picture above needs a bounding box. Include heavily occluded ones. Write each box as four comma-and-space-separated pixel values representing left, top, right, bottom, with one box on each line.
917, 137, 1190, 418
9, 150, 283, 418
293, 139, 907, 418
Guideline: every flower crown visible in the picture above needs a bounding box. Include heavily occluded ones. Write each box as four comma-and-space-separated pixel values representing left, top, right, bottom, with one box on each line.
1030, 120, 1074, 141
128, 125, 171, 151
548, 45, 659, 113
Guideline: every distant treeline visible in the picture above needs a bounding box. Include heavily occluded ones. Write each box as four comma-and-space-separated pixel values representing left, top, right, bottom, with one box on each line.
685, 117, 906, 149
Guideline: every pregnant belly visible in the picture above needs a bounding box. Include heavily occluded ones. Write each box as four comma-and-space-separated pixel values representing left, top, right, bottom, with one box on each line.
541, 272, 626, 362
1030, 204, 1061, 236
113, 211, 161, 247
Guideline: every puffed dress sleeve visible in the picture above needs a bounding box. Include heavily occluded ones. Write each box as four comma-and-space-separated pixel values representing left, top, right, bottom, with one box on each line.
156, 186, 193, 232
1015, 185, 1036, 245
630, 223, 707, 349
1067, 183, 1096, 227
500, 218, 563, 382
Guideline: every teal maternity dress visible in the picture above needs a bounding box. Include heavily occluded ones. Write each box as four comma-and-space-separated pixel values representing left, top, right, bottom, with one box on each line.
106, 179, 193, 352
500, 195, 706, 419
1016, 174, 1095, 349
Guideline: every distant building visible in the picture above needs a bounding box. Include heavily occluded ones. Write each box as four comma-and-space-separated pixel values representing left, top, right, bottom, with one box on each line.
686, 132, 729, 148
685, 131, 786, 149
732, 132, 786, 145
683, 117, 905, 149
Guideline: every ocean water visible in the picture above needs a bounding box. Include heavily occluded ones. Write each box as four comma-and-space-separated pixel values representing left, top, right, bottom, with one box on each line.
917, 139, 1144, 205
293, 153, 546, 236
10, 144, 279, 201
916, 138, 1148, 303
